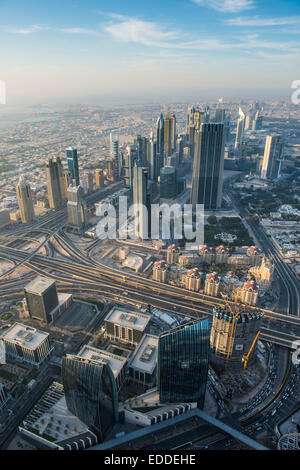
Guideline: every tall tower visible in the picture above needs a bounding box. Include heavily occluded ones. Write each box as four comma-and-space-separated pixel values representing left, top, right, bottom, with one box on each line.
157, 319, 210, 408
133, 164, 150, 239
261, 135, 283, 180
67, 185, 87, 233
191, 123, 225, 210
66, 147, 80, 186
164, 109, 172, 157
186, 106, 195, 134
156, 113, 164, 158
16, 176, 35, 223
110, 133, 120, 177
123, 145, 137, 188
46, 157, 67, 210
234, 107, 245, 150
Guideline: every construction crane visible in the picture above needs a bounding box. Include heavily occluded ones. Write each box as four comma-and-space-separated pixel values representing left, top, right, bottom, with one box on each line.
241, 330, 261, 379
220, 287, 243, 368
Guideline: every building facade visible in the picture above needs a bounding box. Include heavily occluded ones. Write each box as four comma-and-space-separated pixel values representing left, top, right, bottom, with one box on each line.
62, 355, 118, 442
157, 319, 210, 408
16, 176, 35, 224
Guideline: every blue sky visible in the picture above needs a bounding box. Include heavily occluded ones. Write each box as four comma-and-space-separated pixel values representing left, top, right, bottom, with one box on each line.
1, 0, 300, 104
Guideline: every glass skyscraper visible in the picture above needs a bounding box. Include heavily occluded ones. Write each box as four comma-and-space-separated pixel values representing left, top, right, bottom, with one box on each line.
66, 147, 80, 186
191, 123, 225, 210
157, 318, 210, 408
62, 355, 118, 442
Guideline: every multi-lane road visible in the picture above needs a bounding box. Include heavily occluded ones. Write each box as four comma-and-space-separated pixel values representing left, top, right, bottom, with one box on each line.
0, 227, 299, 349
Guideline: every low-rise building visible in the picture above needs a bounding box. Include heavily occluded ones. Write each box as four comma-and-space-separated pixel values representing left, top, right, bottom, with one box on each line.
1, 323, 52, 368
104, 307, 151, 347
127, 334, 158, 387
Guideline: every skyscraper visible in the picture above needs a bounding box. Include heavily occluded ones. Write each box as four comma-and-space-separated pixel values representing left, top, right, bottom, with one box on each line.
149, 132, 157, 180
110, 133, 120, 177
66, 147, 80, 186
123, 145, 137, 188
186, 106, 195, 134
234, 107, 245, 150
62, 354, 118, 442
156, 113, 164, 158
67, 185, 87, 233
164, 109, 175, 157
133, 163, 150, 239
16, 176, 35, 223
261, 135, 283, 180
157, 319, 210, 408
46, 157, 67, 210
191, 123, 225, 210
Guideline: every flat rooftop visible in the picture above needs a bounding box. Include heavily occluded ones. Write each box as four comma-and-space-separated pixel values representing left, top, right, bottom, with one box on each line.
2, 322, 49, 349
105, 307, 151, 332
78, 345, 127, 378
128, 334, 158, 374
24, 276, 56, 295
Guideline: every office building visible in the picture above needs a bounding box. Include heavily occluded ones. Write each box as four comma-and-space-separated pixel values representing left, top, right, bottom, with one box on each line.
234, 107, 245, 150
156, 113, 164, 158
149, 132, 158, 180
16, 176, 35, 224
186, 106, 195, 134
128, 334, 158, 387
66, 147, 80, 186
157, 319, 210, 408
124, 145, 137, 188
210, 307, 263, 369
252, 111, 263, 131
1, 322, 52, 367
24, 276, 59, 323
78, 345, 127, 392
164, 109, 176, 157
160, 166, 177, 199
46, 157, 67, 210
215, 108, 225, 124
67, 185, 87, 233
133, 163, 151, 239
104, 307, 151, 347
62, 354, 118, 442
261, 135, 283, 180
81, 172, 94, 194
191, 123, 225, 210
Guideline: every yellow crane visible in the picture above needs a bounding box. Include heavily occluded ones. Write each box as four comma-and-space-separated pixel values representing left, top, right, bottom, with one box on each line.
241, 330, 261, 379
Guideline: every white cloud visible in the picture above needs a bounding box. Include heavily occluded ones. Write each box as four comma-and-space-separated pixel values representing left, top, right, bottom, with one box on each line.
192, 0, 255, 13
58, 27, 101, 36
225, 15, 300, 26
104, 15, 181, 47
5, 25, 47, 34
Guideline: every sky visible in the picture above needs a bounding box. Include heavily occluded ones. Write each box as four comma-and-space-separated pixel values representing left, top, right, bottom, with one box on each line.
0, 0, 300, 105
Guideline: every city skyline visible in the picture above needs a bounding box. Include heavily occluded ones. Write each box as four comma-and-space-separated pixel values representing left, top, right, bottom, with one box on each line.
1, 0, 300, 104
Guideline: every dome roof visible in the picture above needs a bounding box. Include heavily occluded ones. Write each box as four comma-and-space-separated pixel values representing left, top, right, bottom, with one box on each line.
154, 260, 168, 269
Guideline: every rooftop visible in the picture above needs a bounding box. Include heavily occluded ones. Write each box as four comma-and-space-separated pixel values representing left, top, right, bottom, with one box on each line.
2, 322, 49, 349
128, 334, 158, 375
105, 307, 151, 332
78, 345, 127, 378
24, 276, 56, 295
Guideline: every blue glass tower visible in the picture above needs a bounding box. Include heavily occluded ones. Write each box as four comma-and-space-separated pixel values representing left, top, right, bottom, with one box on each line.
62, 355, 118, 442
66, 147, 80, 186
157, 318, 210, 408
